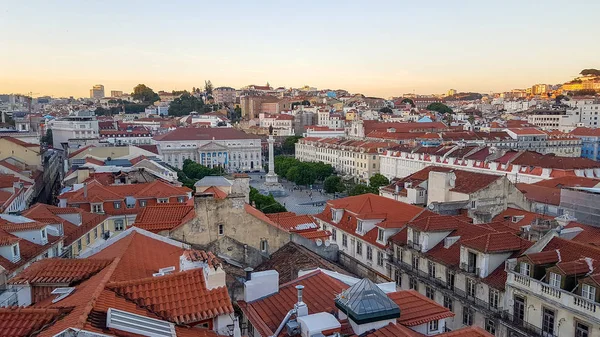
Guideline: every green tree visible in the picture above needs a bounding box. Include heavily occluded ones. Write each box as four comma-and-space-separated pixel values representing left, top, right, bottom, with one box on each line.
282, 136, 302, 155
324, 176, 345, 193
41, 129, 53, 145
426, 102, 453, 114
204, 80, 214, 95
571, 89, 597, 96
348, 184, 376, 196
369, 173, 389, 189
249, 187, 286, 213
169, 92, 205, 116
379, 107, 393, 114
132, 84, 160, 103
401, 98, 415, 107
580, 69, 600, 76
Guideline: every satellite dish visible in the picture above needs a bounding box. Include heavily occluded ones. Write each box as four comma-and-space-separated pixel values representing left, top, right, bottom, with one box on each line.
428, 204, 435, 210
324, 240, 331, 247
316, 239, 323, 246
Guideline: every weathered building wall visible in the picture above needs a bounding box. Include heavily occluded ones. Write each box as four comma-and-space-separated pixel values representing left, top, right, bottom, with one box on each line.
170, 195, 291, 267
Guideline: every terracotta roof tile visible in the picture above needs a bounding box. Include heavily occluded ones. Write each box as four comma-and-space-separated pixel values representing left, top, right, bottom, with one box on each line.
0, 220, 47, 232
462, 231, 532, 254
438, 326, 494, 337
133, 204, 195, 233
516, 183, 561, 205
525, 250, 560, 265
0, 307, 70, 337
367, 322, 424, 337
388, 290, 454, 326
107, 268, 233, 324
9, 258, 112, 285
153, 127, 259, 141
409, 215, 467, 232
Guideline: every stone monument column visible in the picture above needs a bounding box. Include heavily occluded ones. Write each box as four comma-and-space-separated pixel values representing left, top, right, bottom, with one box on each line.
265, 134, 278, 184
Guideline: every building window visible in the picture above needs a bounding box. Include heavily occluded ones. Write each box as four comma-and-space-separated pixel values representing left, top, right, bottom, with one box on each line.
520, 262, 530, 276
576, 322, 590, 337
443, 295, 453, 311
178, 196, 185, 203
446, 270, 455, 289
426, 286, 435, 300
542, 308, 555, 336
462, 307, 474, 326
396, 246, 402, 262
485, 319, 496, 335
377, 228, 384, 242
428, 320, 438, 333
411, 255, 419, 269
357, 220, 363, 233
409, 277, 418, 290
86, 233, 90, 244
377, 251, 384, 266
412, 230, 420, 245
356, 241, 363, 255
513, 295, 525, 324
489, 289, 499, 309
582, 284, 596, 301
158, 198, 169, 203
114, 220, 125, 231
101, 223, 105, 234
77, 239, 82, 251
549, 272, 561, 288
466, 278, 476, 297
260, 239, 268, 252
139, 200, 147, 207
332, 228, 337, 241
342, 234, 347, 247
218, 224, 224, 236
394, 269, 401, 286
114, 201, 121, 209
366, 246, 373, 261
94, 227, 98, 239
92, 203, 103, 213
12, 244, 19, 257
428, 261, 436, 278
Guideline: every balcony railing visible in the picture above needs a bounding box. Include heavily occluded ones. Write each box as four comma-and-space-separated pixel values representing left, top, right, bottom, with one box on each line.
501, 311, 557, 337
506, 271, 600, 320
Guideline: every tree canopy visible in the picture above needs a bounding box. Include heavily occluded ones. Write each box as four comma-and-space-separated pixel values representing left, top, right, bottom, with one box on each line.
204, 80, 214, 95
169, 92, 205, 116
570, 89, 597, 96
281, 136, 302, 155
41, 129, 53, 145
379, 107, 393, 114
324, 176, 345, 194
401, 98, 415, 107
580, 69, 600, 76
131, 84, 160, 103
426, 102, 453, 114
274, 156, 334, 186
369, 173, 389, 189
249, 187, 286, 213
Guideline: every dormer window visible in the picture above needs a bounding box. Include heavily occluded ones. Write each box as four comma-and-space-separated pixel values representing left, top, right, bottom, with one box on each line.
41, 229, 46, 239
377, 228, 384, 242
114, 201, 121, 209
582, 284, 596, 301
92, 203, 103, 213
357, 221, 364, 234
520, 262, 530, 276
549, 272, 561, 288
12, 244, 19, 259
158, 198, 169, 203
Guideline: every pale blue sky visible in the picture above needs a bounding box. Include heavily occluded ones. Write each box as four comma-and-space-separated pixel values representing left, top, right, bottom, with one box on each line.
1, 0, 599, 98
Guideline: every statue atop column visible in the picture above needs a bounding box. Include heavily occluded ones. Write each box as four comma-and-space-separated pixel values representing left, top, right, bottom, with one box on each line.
260, 131, 286, 196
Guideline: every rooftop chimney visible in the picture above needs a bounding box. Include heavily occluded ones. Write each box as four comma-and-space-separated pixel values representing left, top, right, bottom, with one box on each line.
295, 285, 308, 317
245, 267, 254, 281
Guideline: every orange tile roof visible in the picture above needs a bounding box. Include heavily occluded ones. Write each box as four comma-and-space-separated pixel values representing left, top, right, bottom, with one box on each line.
462, 232, 532, 253
238, 270, 348, 337
408, 215, 467, 232
0, 307, 69, 337
9, 258, 112, 285
133, 204, 195, 233
202, 186, 228, 199
298, 230, 331, 241
516, 183, 561, 205
107, 268, 233, 324
525, 250, 561, 265
1, 136, 40, 148
532, 176, 600, 188
0, 229, 21, 246
388, 290, 455, 326
492, 207, 553, 229
367, 322, 424, 337
0, 220, 47, 232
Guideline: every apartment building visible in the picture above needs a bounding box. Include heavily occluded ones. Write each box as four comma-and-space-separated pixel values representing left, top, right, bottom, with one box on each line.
295, 138, 393, 182
312, 194, 434, 278
505, 234, 600, 337
379, 145, 600, 184
213, 86, 237, 104
504, 128, 581, 157
57, 180, 191, 237
388, 215, 532, 336
571, 127, 600, 161
48, 110, 99, 148
89, 84, 104, 99
258, 113, 294, 136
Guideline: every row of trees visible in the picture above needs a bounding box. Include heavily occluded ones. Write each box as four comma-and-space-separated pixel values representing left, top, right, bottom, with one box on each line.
274, 156, 334, 186
426, 102, 453, 114
323, 173, 389, 196
173, 159, 224, 189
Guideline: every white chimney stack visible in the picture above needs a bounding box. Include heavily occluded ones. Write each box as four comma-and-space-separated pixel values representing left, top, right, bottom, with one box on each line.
295, 285, 308, 317
244, 270, 279, 302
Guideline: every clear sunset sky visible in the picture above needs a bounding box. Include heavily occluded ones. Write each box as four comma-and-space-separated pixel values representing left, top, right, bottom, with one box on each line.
1, 0, 599, 98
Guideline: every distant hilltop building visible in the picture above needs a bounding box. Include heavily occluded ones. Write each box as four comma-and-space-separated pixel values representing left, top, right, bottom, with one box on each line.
447, 89, 457, 97
89, 84, 104, 99
110, 90, 123, 97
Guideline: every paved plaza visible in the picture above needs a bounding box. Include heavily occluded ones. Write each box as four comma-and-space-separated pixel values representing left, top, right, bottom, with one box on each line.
248, 173, 338, 215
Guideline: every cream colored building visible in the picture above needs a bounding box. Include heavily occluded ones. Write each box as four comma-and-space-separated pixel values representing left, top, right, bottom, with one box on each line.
295, 138, 392, 182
